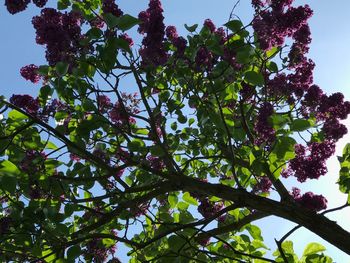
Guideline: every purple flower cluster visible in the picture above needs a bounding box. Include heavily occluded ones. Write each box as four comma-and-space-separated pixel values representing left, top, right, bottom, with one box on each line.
198, 236, 211, 247
5, 0, 30, 14
103, 93, 139, 128
147, 155, 165, 171
97, 95, 112, 113
302, 88, 350, 141
10, 94, 39, 114
19, 150, 46, 174
197, 198, 223, 219
89, 17, 105, 29
288, 141, 335, 182
20, 64, 41, 83
165, 26, 178, 40
0, 217, 12, 235
266, 59, 315, 101
69, 153, 81, 162
138, 0, 168, 66
195, 47, 213, 71
43, 98, 69, 118
130, 203, 150, 218
102, 0, 123, 17
119, 33, 134, 47
84, 238, 117, 263
252, 1, 313, 50
32, 8, 83, 66
289, 24, 311, 66
203, 19, 216, 33
239, 82, 255, 101
253, 176, 272, 193
254, 102, 275, 145
288, 59, 315, 96
32, 0, 47, 8
29, 185, 45, 199
322, 118, 347, 141
319, 93, 350, 120
291, 187, 327, 212
165, 25, 187, 56
93, 148, 110, 164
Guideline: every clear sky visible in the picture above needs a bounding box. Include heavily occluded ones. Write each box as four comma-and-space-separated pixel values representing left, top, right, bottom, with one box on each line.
1, 0, 350, 262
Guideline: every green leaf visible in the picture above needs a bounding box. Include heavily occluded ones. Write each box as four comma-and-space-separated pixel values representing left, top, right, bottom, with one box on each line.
177, 201, 189, 211
246, 224, 263, 241
290, 119, 313, 132
150, 145, 165, 157
67, 245, 81, 259
8, 109, 28, 121
168, 194, 178, 209
39, 85, 53, 103
128, 139, 146, 153
184, 23, 198, 32
115, 14, 140, 31
56, 62, 69, 76
0, 160, 21, 176
236, 46, 254, 64
45, 141, 58, 150
266, 47, 279, 58
178, 115, 187, 124
244, 71, 264, 86
302, 242, 326, 257
304, 254, 332, 263
38, 65, 50, 75
273, 137, 296, 160
182, 192, 198, 206
168, 235, 187, 252
86, 27, 103, 39
57, 0, 70, 10
103, 14, 139, 31
0, 175, 17, 194
267, 61, 278, 72
225, 20, 243, 32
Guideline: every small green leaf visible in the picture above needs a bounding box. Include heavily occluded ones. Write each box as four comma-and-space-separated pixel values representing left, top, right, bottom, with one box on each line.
67, 245, 81, 259
56, 62, 69, 76
38, 65, 50, 75
45, 141, 58, 150
184, 23, 198, 32
168, 194, 178, 209
39, 85, 53, 103
57, 0, 70, 10
273, 137, 296, 160
104, 14, 139, 31
0, 175, 17, 194
177, 201, 189, 211
115, 14, 140, 31
302, 242, 326, 257
245, 224, 263, 241
8, 109, 28, 121
128, 139, 146, 153
150, 145, 165, 157
225, 20, 243, 32
183, 192, 198, 206
86, 27, 103, 39
0, 160, 21, 176
171, 122, 178, 131
290, 119, 313, 132
267, 61, 278, 72
244, 71, 264, 86
178, 115, 187, 124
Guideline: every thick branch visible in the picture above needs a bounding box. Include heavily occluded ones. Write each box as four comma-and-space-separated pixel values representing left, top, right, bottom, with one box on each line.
179, 177, 350, 255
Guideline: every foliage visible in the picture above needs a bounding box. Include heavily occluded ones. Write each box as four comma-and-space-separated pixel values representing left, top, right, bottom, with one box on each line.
1, 0, 350, 262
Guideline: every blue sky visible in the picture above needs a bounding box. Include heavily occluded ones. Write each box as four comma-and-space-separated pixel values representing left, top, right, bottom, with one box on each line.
1, 0, 350, 261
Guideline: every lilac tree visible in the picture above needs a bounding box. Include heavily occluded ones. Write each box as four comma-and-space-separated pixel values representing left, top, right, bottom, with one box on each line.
1, 0, 350, 262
